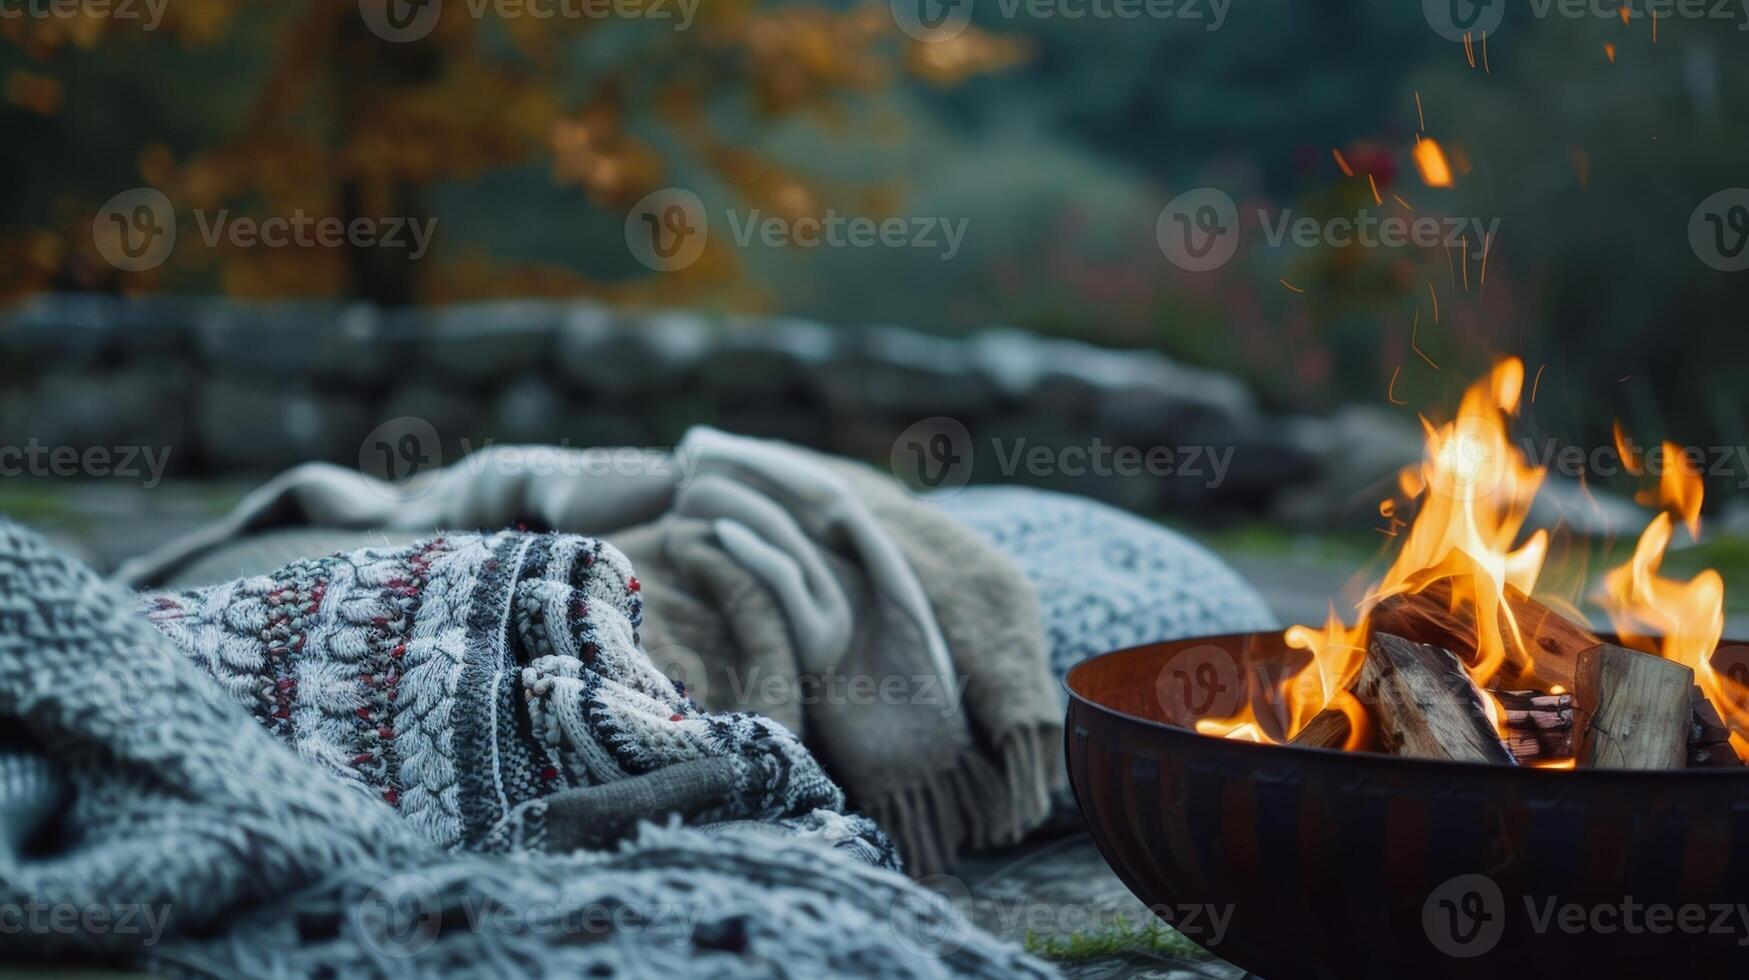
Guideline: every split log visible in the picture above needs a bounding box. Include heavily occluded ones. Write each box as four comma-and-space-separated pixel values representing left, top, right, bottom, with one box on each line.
1356, 633, 1516, 764
1494, 689, 1574, 764
1288, 708, 1354, 750
1689, 686, 1743, 767
1369, 580, 1600, 690
1490, 685, 1741, 767
1573, 643, 1694, 770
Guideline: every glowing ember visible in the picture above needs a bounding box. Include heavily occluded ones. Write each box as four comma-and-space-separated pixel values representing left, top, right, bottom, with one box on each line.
1414, 139, 1454, 188
1192, 356, 1740, 765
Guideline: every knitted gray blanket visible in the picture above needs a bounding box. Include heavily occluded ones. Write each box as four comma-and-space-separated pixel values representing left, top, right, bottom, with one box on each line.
0, 520, 1050, 978
115, 428, 1062, 875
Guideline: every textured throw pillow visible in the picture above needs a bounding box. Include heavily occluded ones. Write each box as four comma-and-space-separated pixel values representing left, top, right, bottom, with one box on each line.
935, 486, 1280, 690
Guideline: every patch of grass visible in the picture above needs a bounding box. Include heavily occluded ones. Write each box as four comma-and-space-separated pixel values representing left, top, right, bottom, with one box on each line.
192, 482, 248, 513
1666, 537, 1749, 614
1023, 918, 1208, 962
0, 483, 86, 523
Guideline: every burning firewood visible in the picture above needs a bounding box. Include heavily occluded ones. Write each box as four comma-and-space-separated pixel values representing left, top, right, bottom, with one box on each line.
1688, 686, 1743, 767
1369, 579, 1601, 690
1487, 685, 1742, 767
1288, 707, 1354, 750
1494, 689, 1574, 764
1356, 633, 1516, 765
1572, 643, 1694, 770
1220, 362, 1749, 773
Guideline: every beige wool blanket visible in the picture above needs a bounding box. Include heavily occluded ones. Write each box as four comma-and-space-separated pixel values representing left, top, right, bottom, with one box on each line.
116, 428, 1062, 874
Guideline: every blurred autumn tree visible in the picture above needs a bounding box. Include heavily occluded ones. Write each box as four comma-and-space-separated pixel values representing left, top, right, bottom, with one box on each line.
0, 0, 1024, 305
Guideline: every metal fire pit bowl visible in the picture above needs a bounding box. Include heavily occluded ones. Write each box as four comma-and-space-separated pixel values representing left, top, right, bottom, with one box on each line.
1065, 630, 1749, 979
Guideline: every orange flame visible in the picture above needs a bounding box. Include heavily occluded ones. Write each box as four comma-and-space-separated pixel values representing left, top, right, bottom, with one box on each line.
1283, 607, 1369, 742
1613, 421, 1645, 475
1600, 457, 1740, 754
1195, 719, 1266, 742
1630, 441, 1703, 539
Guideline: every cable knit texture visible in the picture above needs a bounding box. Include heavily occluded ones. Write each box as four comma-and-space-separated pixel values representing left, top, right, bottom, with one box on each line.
136, 528, 859, 855
0, 520, 1050, 978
